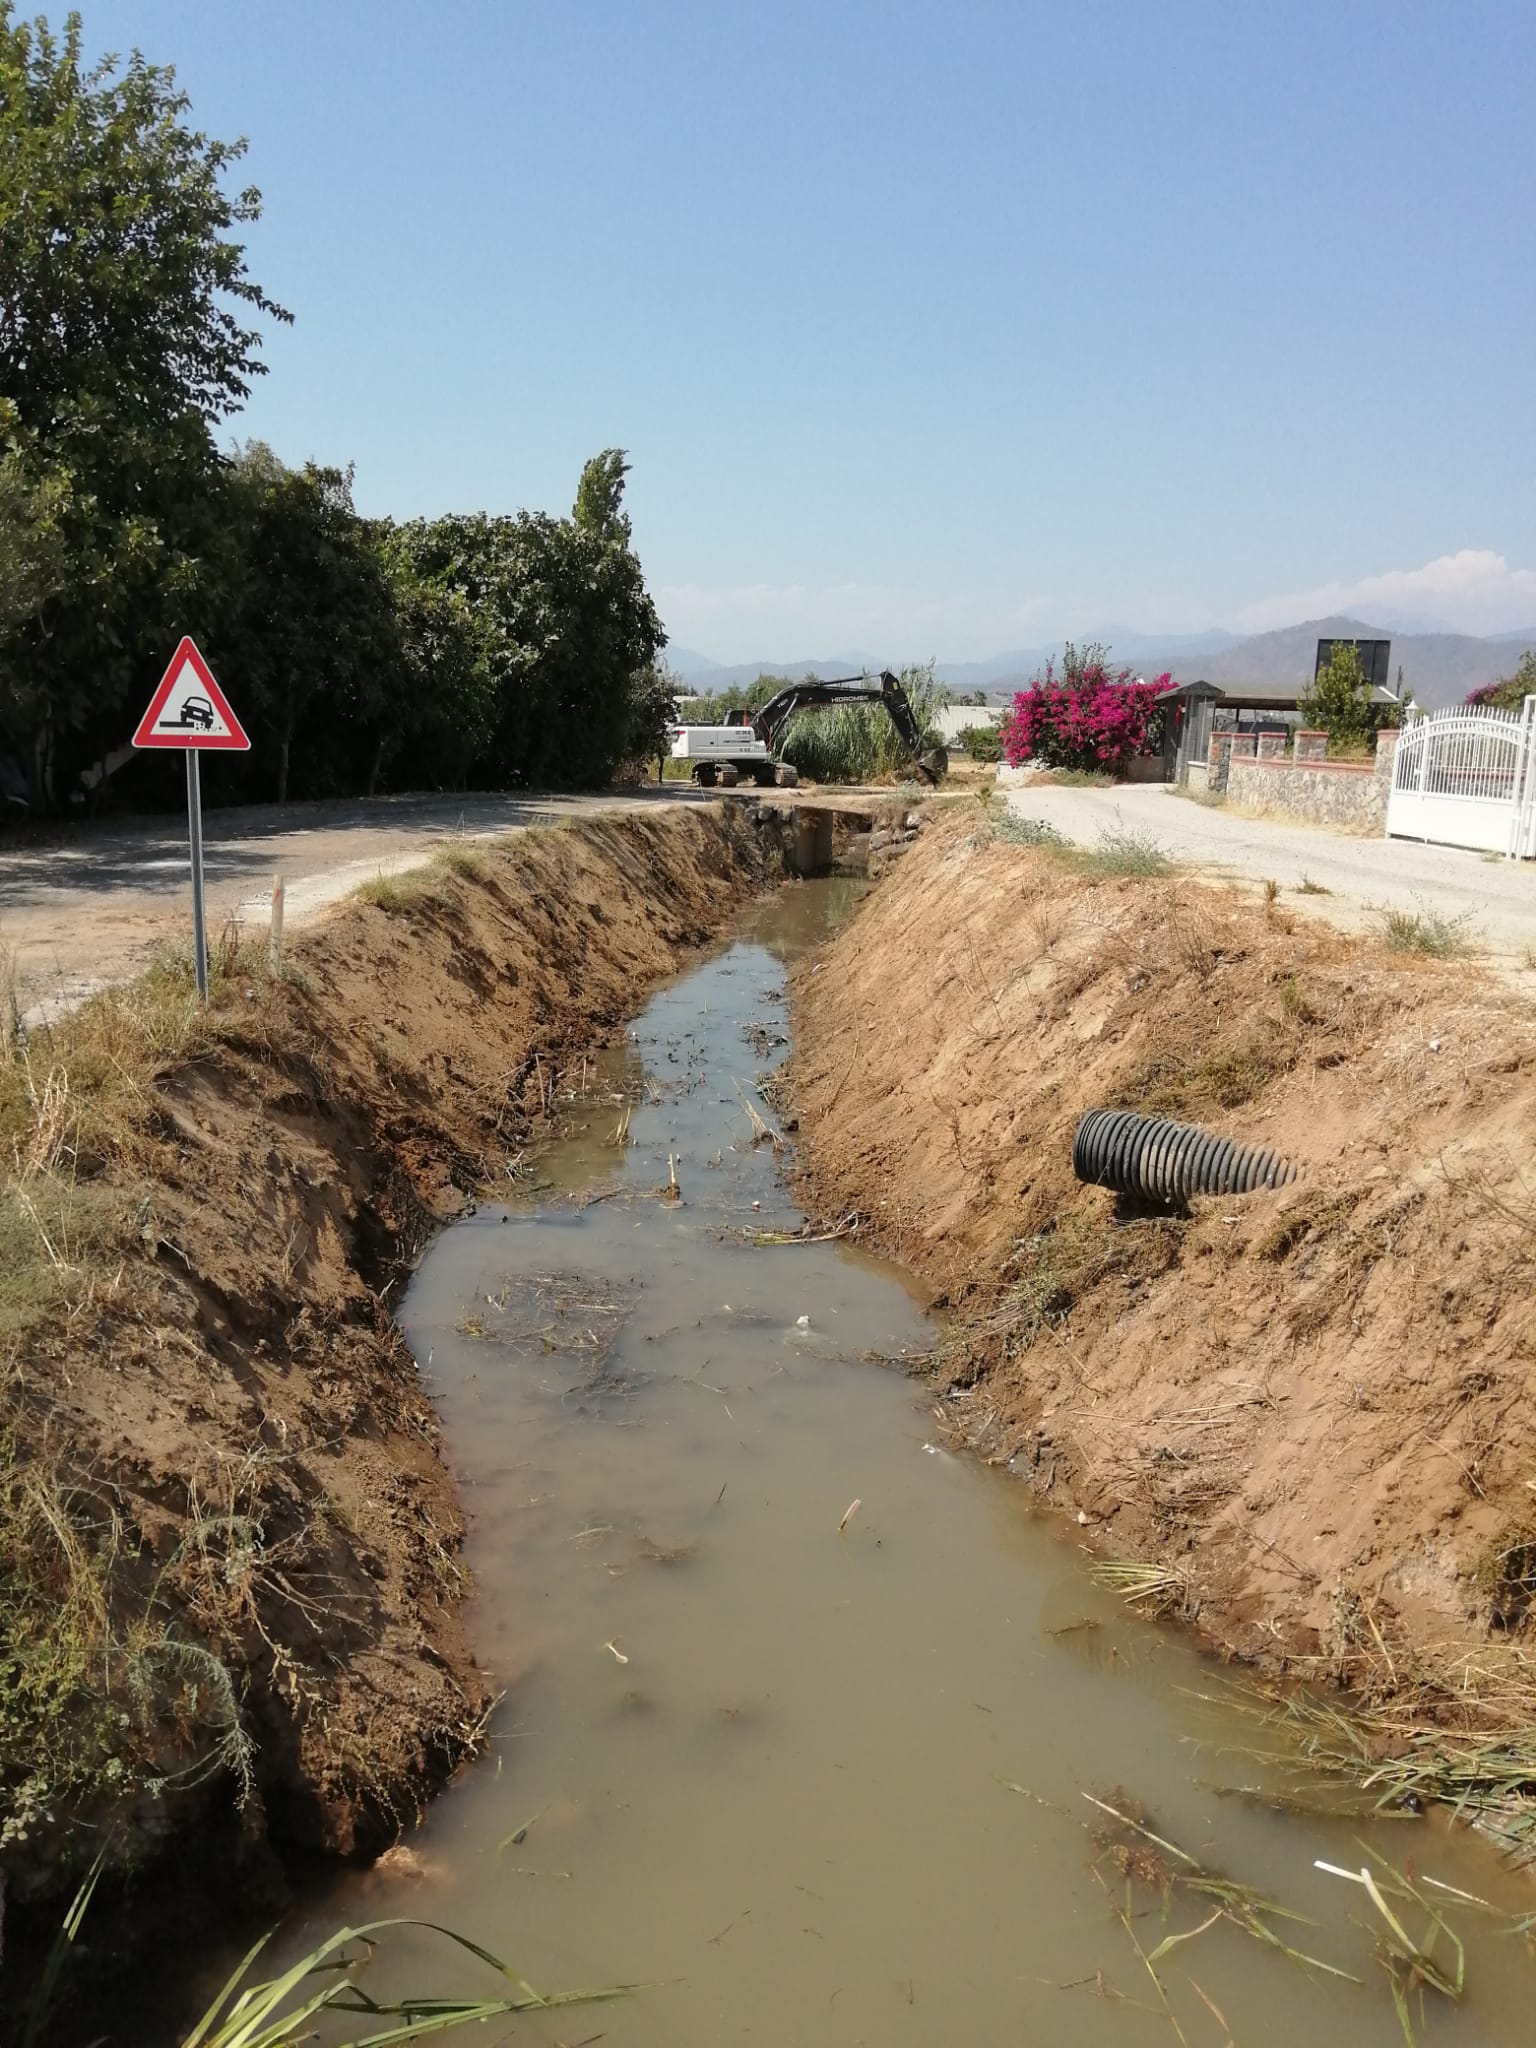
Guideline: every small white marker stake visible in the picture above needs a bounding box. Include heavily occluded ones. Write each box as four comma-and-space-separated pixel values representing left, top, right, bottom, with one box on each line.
269, 873, 285, 971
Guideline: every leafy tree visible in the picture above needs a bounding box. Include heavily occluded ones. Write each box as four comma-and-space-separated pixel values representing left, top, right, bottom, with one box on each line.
683, 673, 794, 723
218, 448, 401, 803
394, 488, 665, 792
0, 4, 287, 799
1468, 649, 1536, 712
1299, 641, 1380, 748
625, 661, 681, 776
573, 448, 632, 547
0, 438, 64, 639
373, 523, 494, 792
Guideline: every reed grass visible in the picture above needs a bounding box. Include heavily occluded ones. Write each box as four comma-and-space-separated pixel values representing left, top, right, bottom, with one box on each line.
777, 663, 949, 784
22, 1891, 631, 2048
1089, 1558, 1192, 1617
1185, 1676, 1536, 1866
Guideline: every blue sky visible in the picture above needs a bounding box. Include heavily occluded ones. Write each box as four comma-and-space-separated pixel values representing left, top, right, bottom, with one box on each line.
86, 1, 1536, 659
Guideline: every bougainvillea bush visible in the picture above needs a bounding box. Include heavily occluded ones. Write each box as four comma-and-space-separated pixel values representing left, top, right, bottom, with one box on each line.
1001, 643, 1173, 773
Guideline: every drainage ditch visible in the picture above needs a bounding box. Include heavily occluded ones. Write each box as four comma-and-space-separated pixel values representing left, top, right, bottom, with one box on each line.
241, 876, 1532, 2047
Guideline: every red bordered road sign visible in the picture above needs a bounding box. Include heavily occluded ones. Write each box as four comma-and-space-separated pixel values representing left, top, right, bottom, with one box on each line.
131, 637, 250, 751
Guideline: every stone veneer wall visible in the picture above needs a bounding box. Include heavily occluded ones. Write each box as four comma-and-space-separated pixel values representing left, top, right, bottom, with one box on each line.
1218, 728, 1399, 834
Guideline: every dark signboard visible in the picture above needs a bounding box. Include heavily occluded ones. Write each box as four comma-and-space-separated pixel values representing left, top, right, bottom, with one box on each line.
1315, 638, 1392, 692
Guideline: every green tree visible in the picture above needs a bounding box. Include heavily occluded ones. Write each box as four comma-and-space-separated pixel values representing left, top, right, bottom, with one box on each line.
0, 4, 288, 800
1469, 649, 1536, 711
625, 660, 681, 776
221, 447, 402, 803
404, 455, 665, 792
0, 438, 65, 639
1299, 641, 1378, 749
572, 448, 633, 547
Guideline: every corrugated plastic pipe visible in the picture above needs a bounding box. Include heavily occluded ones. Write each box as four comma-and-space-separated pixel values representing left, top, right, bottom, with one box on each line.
1072, 1108, 1297, 1202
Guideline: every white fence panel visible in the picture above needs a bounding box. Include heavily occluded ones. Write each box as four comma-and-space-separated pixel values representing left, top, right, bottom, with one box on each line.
1387, 697, 1536, 856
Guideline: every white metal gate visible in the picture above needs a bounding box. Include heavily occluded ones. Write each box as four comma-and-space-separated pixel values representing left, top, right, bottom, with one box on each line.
1387, 696, 1536, 857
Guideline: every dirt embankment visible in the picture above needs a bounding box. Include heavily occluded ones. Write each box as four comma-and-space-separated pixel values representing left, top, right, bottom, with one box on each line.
1, 806, 777, 1924
788, 806, 1536, 1715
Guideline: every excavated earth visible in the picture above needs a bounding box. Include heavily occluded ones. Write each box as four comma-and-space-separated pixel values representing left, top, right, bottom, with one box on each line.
0, 806, 778, 1947
788, 805, 1536, 1718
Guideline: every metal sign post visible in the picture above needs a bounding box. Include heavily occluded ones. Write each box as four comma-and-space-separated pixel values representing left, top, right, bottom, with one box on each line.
186, 751, 209, 999
131, 637, 251, 1002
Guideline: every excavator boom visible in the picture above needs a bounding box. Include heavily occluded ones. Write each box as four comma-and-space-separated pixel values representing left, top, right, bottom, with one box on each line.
745, 672, 948, 783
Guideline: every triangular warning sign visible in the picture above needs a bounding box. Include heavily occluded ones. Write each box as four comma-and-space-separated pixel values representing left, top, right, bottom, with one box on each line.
132, 637, 250, 751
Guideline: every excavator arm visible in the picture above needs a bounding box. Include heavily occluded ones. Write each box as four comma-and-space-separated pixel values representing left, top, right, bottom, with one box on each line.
740, 672, 948, 783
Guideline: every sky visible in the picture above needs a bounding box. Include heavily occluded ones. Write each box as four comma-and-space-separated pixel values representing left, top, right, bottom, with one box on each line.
84, 0, 1536, 661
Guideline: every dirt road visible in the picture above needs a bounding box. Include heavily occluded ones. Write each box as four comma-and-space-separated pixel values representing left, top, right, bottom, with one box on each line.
0, 786, 707, 1016
1002, 779, 1536, 963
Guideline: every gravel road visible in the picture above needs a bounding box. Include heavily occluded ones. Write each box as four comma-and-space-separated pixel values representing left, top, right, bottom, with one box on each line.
6, 774, 1532, 1019
0, 786, 708, 1017
1001, 779, 1536, 965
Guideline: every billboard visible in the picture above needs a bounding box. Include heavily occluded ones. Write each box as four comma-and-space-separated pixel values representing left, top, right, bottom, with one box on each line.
1315, 638, 1392, 693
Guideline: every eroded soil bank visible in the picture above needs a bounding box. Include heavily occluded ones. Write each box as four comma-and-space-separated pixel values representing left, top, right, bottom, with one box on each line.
787, 807, 1536, 1770
0, 806, 777, 1945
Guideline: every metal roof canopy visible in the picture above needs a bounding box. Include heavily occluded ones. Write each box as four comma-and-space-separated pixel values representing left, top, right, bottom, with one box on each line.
1158, 677, 1224, 702
1211, 677, 1398, 711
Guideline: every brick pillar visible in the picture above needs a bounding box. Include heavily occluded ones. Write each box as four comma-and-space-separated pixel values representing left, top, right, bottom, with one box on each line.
1294, 729, 1328, 762
1207, 730, 1236, 794
1228, 732, 1257, 760
1256, 730, 1287, 760
1373, 728, 1399, 784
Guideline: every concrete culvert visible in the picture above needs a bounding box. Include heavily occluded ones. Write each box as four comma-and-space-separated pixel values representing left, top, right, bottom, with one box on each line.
1073, 1107, 1297, 1202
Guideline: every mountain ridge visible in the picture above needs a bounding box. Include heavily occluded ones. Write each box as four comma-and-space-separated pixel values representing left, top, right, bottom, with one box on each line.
668, 617, 1536, 706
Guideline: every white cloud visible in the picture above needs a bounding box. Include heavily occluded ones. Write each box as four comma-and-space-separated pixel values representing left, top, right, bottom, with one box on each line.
1236, 551, 1536, 637
656, 581, 1051, 663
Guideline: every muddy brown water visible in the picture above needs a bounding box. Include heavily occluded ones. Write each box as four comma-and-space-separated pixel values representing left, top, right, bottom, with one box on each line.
272, 880, 1532, 2047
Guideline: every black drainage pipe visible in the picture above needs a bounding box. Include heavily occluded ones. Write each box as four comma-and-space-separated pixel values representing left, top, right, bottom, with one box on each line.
1072, 1108, 1297, 1202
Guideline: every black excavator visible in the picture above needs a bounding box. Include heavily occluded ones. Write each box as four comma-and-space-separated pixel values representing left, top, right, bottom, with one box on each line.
671, 670, 948, 788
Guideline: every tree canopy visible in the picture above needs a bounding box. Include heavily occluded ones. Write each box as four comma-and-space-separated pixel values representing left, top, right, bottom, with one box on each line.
1299, 642, 1385, 747
0, 8, 666, 813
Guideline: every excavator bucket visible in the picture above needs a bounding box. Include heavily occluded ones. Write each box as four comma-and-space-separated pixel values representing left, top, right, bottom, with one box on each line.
914, 745, 949, 785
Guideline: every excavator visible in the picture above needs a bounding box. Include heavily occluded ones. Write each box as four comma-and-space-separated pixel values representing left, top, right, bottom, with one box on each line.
670, 671, 949, 788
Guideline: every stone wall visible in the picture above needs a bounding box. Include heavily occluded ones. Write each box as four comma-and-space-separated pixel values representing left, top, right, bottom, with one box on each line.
1215, 727, 1398, 834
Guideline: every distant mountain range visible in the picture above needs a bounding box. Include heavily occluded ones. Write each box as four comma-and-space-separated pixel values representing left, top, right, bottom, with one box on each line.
668, 617, 1536, 708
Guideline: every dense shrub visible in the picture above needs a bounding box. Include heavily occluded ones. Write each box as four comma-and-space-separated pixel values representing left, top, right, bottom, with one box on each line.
960, 722, 1004, 762
1001, 643, 1172, 774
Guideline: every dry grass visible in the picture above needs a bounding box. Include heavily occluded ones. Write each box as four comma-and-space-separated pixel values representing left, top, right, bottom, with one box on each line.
1377, 903, 1480, 959
1088, 1558, 1193, 1617
984, 805, 1174, 879
1164, 781, 1227, 808
354, 867, 443, 914
0, 1387, 256, 1856
433, 837, 487, 880
0, 937, 303, 1853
